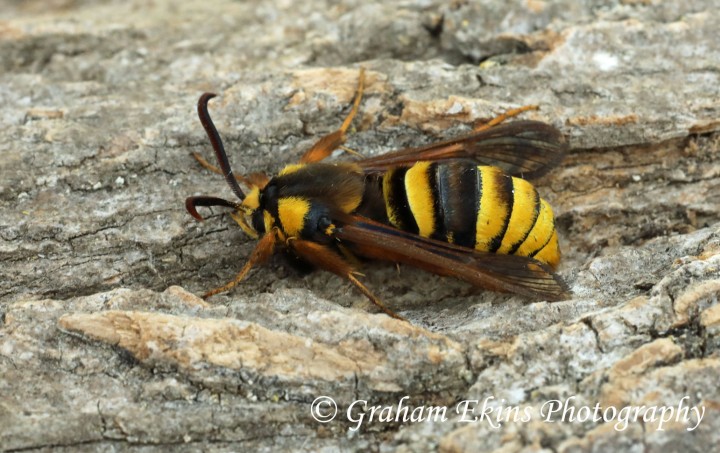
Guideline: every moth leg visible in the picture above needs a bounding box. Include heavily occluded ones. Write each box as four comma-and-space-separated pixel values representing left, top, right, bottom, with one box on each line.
202, 232, 276, 299
473, 104, 539, 132
191, 152, 270, 188
346, 273, 406, 321
299, 67, 366, 164
192, 151, 224, 174
339, 145, 365, 158
289, 238, 406, 321
337, 243, 362, 269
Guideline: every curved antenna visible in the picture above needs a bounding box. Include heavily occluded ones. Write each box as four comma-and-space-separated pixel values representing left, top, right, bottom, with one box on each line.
197, 93, 246, 200
185, 196, 241, 221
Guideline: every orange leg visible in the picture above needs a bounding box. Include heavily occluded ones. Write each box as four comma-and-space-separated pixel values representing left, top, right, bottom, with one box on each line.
192, 151, 224, 174
347, 273, 405, 321
339, 145, 365, 158
192, 152, 269, 188
289, 238, 406, 321
473, 104, 539, 132
299, 68, 366, 164
202, 232, 277, 299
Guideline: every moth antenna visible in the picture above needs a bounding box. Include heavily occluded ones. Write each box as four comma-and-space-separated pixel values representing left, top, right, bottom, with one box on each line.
185, 196, 240, 221
197, 93, 246, 200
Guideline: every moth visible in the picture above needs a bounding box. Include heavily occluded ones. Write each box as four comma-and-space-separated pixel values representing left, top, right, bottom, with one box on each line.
186, 69, 568, 319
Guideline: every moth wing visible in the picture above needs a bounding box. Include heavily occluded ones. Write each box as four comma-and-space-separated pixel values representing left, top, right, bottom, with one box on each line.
334, 216, 569, 301
358, 120, 566, 180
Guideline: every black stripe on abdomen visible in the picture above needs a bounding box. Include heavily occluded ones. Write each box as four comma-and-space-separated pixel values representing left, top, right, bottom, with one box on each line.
383, 167, 419, 234
487, 170, 514, 253
435, 161, 479, 248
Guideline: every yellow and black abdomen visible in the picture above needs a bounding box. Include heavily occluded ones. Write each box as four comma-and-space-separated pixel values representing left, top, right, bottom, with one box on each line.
381, 160, 560, 268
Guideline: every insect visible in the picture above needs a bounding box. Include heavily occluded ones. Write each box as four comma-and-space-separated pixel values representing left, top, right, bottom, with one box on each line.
186, 68, 569, 319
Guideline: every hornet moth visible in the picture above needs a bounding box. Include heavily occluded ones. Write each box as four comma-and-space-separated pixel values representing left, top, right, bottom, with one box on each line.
186, 68, 569, 320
